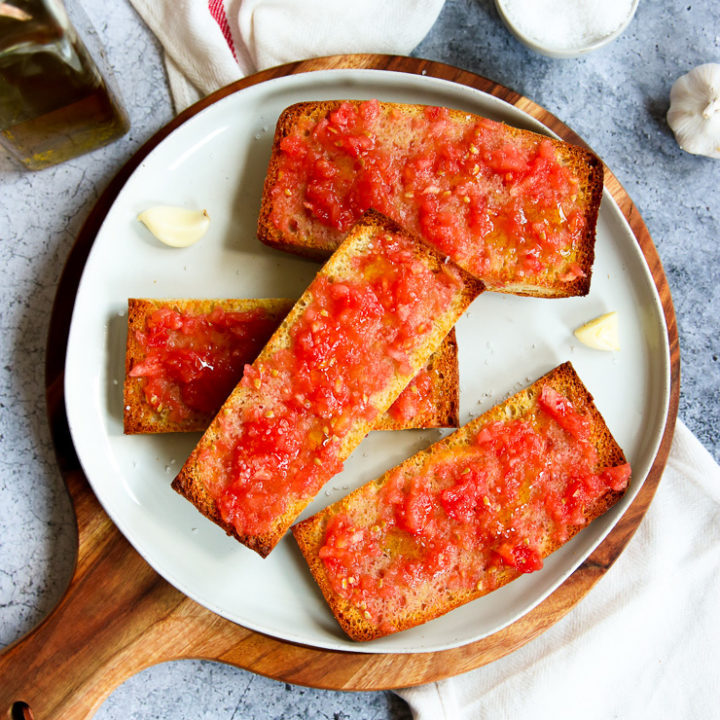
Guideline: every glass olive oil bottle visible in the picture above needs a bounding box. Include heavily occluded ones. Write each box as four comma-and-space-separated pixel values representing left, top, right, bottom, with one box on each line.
0, 0, 129, 170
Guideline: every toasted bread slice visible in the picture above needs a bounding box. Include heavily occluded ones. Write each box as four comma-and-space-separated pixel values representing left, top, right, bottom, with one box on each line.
292, 362, 631, 641
124, 299, 459, 434
258, 100, 603, 298
373, 326, 459, 431
172, 211, 484, 557
123, 298, 295, 434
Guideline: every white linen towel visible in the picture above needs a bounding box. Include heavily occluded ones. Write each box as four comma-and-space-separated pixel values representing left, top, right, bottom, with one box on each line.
398, 419, 720, 719
125, 4, 720, 716
128, 0, 446, 111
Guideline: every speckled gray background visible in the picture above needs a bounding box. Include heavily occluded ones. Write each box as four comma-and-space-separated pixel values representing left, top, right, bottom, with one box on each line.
1, 0, 718, 718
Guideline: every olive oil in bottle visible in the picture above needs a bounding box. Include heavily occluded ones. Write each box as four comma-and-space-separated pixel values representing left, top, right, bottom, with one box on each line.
0, 0, 129, 170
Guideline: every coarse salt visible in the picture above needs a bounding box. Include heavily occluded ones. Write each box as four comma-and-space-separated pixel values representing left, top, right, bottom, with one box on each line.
501, 0, 635, 52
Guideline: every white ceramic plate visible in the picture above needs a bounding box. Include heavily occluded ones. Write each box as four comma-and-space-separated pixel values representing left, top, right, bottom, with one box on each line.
64, 69, 670, 654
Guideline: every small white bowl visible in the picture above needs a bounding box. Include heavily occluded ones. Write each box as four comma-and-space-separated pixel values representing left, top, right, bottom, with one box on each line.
494, 0, 639, 58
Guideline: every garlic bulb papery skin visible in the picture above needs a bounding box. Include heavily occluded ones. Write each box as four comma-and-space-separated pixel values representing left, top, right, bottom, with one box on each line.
667, 63, 720, 159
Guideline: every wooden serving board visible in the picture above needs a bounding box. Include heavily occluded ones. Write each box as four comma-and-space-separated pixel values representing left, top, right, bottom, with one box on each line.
1, 55, 679, 720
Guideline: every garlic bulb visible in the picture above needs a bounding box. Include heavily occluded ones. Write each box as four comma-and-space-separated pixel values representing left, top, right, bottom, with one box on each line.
667, 63, 720, 159
138, 206, 210, 247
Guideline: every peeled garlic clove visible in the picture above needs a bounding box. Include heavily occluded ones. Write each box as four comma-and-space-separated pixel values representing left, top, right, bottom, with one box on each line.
138, 206, 210, 247
574, 311, 620, 351
667, 63, 720, 159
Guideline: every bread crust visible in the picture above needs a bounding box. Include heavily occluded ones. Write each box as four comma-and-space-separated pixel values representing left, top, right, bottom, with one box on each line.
258, 100, 603, 298
292, 362, 630, 641
124, 299, 459, 434
172, 210, 484, 557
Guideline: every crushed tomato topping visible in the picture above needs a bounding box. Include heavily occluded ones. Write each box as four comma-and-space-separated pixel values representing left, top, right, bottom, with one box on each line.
317, 388, 631, 630
131, 303, 440, 427
269, 99, 588, 287
197, 231, 468, 537
130, 306, 281, 422
386, 368, 435, 424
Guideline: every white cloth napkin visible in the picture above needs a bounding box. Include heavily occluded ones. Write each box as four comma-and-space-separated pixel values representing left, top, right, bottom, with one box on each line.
397, 419, 720, 719
128, 0, 446, 111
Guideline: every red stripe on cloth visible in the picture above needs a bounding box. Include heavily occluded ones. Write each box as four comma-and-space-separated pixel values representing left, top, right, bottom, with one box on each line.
208, 0, 237, 60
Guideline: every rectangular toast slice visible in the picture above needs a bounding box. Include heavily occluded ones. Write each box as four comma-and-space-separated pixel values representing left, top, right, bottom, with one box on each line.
123, 298, 294, 434
258, 100, 603, 298
172, 210, 484, 557
291, 362, 631, 641
123, 298, 459, 434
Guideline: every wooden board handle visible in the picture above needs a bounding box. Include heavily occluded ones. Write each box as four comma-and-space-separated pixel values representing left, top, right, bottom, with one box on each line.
0, 470, 178, 719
